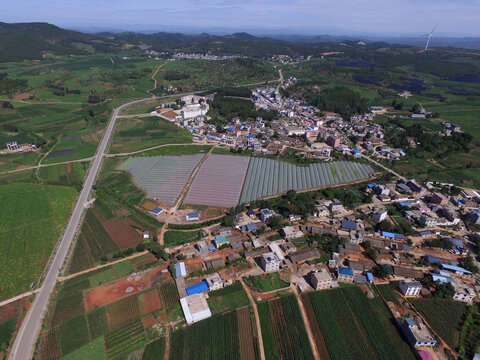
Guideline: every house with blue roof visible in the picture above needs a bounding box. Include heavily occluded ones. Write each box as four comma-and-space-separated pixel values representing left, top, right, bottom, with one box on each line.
441, 264, 472, 275
341, 220, 357, 231
337, 266, 354, 283
149, 207, 164, 216
445, 237, 463, 249
186, 212, 199, 221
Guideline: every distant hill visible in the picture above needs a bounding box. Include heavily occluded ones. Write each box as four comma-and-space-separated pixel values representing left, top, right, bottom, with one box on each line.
0, 22, 120, 62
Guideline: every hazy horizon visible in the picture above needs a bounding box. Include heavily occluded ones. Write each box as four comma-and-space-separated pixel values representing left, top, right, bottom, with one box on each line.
3, 0, 480, 37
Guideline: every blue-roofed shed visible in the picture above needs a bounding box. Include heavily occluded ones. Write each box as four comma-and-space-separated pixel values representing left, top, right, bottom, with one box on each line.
366, 272, 374, 283
405, 318, 415, 326
441, 264, 472, 275
431, 272, 453, 284
341, 220, 357, 231
399, 202, 411, 207
367, 183, 374, 188
231, 243, 243, 249
445, 237, 463, 248
186, 281, 209, 296
175, 262, 187, 277
242, 223, 257, 232
419, 230, 432, 237
338, 266, 354, 276
208, 244, 216, 251
149, 207, 163, 216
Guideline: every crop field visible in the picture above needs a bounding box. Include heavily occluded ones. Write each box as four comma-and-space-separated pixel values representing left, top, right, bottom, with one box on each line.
244, 273, 288, 292
184, 154, 251, 208
142, 338, 166, 360
66, 209, 120, 274
169, 311, 240, 360
207, 282, 249, 315
61, 337, 106, 360
258, 295, 314, 360
307, 286, 415, 360
158, 281, 180, 308
110, 116, 193, 153
38, 161, 89, 184
240, 159, 374, 203
118, 154, 204, 204
0, 183, 77, 300
237, 307, 256, 360
301, 294, 330, 360
104, 320, 147, 359
102, 217, 144, 248
97, 171, 145, 205
409, 298, 467, 348
40, 327, 60, 360
58, 314, 91, 356
86, 307, 110, 340
163, 230, 201, 245
140, 288, 163, 315
106, 294, 142, 331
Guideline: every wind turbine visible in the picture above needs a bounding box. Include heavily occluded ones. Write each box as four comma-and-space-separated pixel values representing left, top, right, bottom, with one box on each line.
421, 24, 438, 52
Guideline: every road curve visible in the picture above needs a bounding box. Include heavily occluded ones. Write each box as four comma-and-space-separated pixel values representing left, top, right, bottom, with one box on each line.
8, 94, 191, 360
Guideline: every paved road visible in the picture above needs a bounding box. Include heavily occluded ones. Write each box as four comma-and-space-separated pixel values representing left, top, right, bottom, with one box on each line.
8, 94, 190, 360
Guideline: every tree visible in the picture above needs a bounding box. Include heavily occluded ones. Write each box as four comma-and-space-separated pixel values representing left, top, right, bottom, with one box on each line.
268, 216, 282, 230
373, 264, 391, 278
221, 215, 234, 227
431, 282, 454, 299
463, 255, 479, 274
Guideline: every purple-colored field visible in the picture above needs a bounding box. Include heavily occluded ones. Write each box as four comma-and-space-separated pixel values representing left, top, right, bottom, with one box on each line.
49, 149, 76, 158
183, 154, 250, 208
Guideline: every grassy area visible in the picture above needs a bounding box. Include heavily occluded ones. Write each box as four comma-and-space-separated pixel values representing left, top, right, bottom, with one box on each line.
163, 230, 202, 245
207, 282, 249, 314
244, 273, 289, 292
38, 161, 89, 184
0, 183, 77, 300
61, 337, 106, 360
109, 116, 192, 154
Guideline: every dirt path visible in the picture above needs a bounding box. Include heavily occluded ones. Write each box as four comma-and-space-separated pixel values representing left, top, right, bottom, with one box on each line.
360, 153, 406, 181
0, 157, 93, 176
147, 62, 166, 98
292, 285, 321, 360
105, 142, 211, 158
240, 278, 266, 360
163, 326, 170, 360
0, 289, 40, 308
57, 251, 149, 282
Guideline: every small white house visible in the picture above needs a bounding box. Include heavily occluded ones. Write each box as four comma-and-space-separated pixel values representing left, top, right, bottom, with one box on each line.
186, 212, 199, 221
260, 252, 280, 272
398, 280, 422, 296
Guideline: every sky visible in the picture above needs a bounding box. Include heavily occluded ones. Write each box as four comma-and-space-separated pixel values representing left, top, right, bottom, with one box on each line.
2, 0, 480, 37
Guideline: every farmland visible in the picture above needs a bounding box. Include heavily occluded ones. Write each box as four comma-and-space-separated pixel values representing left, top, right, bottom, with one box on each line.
118, 154, 204, 205
158, 281, 180, 309
110, 116, 193, 154
207, 282, 250, 314
0, 183, 77, 300
307, 286, 416, 360
258, 295, 314, 360
97, 171, 145, 205
409, 298, 467, 348
163, 230, 202, 245
38, 161, 90, 184
169, 311, 241, 360
244, 273, 288, 292
184, 154, 251, 208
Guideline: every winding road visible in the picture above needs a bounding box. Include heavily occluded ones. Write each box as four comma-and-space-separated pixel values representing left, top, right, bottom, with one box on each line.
8, 94, 190, 360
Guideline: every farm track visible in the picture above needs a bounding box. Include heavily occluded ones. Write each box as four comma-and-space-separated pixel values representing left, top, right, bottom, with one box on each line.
240, 278, 266, 360
292, 286, 321, 360
0, 157, 94, 175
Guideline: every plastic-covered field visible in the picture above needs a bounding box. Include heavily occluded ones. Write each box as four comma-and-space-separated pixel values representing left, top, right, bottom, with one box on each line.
183, 154, 250, 208
118, 154, 204, 205
239, 159, 374, 203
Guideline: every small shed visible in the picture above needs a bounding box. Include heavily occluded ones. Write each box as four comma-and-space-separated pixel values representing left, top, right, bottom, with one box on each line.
175, 262, 187, 277
185, 281, 209, 296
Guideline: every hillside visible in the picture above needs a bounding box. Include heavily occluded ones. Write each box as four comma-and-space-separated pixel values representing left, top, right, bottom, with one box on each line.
0, 22, 120, 62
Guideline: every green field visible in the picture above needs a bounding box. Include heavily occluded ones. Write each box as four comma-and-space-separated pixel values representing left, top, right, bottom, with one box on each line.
110, 116, 193, 154
61, 337, 106, 360
163, 230, 202, 245
0, 183, 77, 300
142, 338, 166, 360
207, 282, 249, 314
306, 286, 415, 360
409, 298, 467, 348
104, 320, 147, 359
38, 161, 89, 184
97, 171, 145, 205
244, 272, 289, 292
258, 295, 314, 360
169, 311, 240, 360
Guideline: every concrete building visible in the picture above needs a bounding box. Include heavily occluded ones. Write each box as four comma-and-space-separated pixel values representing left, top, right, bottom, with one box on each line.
260, 252, 281, 272
6, 141, 18, 151
309, 269, 332, 290
401, 318, 437, 348
431, 192, 449, 205
398, 280, 422, 296
181, 103, 209, 119
205, 273, 224, 291
326, 136, 340, 148
452, 280, 476, 303
281, 226, 304, 240
337, 266, 355, 283
260, 208, 275, 222
186, 212, 199, 221
180, 293, 212, 324
372, 210, 388, 222
419, 215, 437, 228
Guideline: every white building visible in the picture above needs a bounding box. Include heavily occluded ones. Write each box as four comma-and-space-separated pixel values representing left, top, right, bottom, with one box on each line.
452, 280, 477, 303
309, 269, 332, 290
281, 226, 304, 240
260, 252, 280, 272
180, 293, 212, 324
259, 208, 275, 222
398, 280, 422, 296
205, 273, 224, 291
372, 210, 388, 222
181, 103, 209, 119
